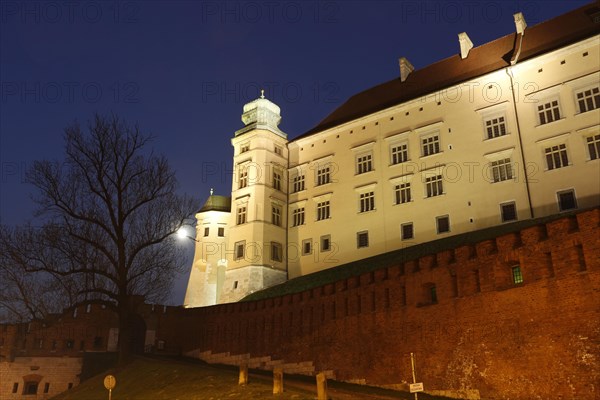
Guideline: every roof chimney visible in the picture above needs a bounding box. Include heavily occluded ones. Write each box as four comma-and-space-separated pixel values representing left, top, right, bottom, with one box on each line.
458, 32, 473, 59
514, 12, 527, 35
399, 57, 414, 82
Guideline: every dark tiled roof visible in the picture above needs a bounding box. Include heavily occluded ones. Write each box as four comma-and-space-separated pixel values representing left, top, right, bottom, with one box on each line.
198, 195, 231, 213
295, 2, 600, 140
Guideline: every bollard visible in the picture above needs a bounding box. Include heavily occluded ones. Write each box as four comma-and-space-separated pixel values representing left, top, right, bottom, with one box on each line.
273, 366, 284, 394
316, 372, 328, 400
238, 364, 248, 385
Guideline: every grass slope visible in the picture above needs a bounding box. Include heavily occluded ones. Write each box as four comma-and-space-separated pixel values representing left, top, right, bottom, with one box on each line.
52, 357, 315, 400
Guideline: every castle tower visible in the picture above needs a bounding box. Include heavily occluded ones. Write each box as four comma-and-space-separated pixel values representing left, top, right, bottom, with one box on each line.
183, 193, 231, 307
218, 92, 289, 303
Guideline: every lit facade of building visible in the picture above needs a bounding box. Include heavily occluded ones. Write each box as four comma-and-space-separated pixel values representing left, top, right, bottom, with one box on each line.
185, 4, 600, 307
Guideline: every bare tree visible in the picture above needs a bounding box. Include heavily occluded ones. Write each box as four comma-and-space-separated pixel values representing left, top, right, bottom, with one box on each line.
0, 114, 197, 363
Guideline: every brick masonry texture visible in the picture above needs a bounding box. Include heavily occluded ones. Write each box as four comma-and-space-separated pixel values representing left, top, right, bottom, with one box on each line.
156, 208, 600, 400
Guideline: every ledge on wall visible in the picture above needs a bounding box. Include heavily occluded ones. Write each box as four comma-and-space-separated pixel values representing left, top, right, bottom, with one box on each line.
242, 207, 597, 302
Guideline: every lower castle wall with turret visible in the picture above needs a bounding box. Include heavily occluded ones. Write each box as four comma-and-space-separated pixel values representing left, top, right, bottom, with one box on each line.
157, 208, 600, 400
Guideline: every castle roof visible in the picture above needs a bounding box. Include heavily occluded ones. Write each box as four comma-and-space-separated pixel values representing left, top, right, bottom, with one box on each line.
198, 195, 231, 213
296, 2, 600, 140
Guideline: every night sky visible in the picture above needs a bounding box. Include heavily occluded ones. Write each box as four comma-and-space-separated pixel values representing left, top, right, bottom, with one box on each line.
0, 0, 590, 303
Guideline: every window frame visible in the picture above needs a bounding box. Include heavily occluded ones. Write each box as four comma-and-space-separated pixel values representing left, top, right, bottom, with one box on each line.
355, 152, 373, 175
557, 189, 578, 212
420, 132, 441, 157
316, 164, 331, 186
500, 201, 518, 223
236, 206, 247, 225
235, 240, 246, 260
271, 242, 283, 262
483, 113, 508, 140
271, 204, 282, 226
302, 239, 312, 256
511, 265, 523, 284
490, 157, 514, 183
401, 222, 414, 240
357, 231, 369, 248
424, 174, 444, 198
394, 182, 412, 204
316, 201, 330, 221
536, 96, 562, 125
359, 191, 375, 213
575, 85, 600, 114
390, 141, 409, 165
544, 143, 570, 170
320, 235, 331, 252
292, 207, 305, 227
436, 215, 450, 234
586, 134, 600, 160
292, 174, 305, 193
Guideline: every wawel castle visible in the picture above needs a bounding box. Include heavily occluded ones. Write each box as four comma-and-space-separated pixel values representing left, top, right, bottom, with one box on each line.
185, 4, 600, 307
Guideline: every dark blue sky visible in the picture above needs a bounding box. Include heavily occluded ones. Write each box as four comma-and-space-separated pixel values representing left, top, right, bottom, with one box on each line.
0, 0, 590, 302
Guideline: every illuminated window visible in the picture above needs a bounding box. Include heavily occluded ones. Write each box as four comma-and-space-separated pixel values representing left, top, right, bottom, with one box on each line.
512, 265, 523, 284
391, 142, 408, 164
545, 144, 569, 170
356, 153, 373, 174
359, 191, 375, 213
537, 98, 561, 124
576, 86, 600, 113
394, 183, 411, 204
484, 115, 507, 139
425, 175, 443, 197
490, 158, 513, 182
316, 201, 330, 221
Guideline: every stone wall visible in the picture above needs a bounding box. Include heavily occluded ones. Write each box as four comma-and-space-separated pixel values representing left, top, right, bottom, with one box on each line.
0, 357, 82, 399
157, 208, 600, 400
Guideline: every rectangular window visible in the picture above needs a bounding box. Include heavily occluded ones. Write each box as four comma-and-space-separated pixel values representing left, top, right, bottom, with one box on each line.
537, 99, 561, 124
12, 383, 18, 394
240, 143, 250, 153
235, 241, 245, 260
436, 215, 450, 234
302, 239, 312, 255
401, 223, 414, 240
274, 145, 283, 156
273, 170, 282, 191
359, 192, 375, 212
391, 143, 408, 164
576, 86, 600, 113
292, 174, 305, 192
356, 153, 373, 174
218, 227, 225, 237
512, 265, 523, 284
24, 381, 39, 395
557, 189, 577, 211
394, 183, 411, 204
236, 206, 247, 225
238, 167, 248, 189
271, 242, 282, 262
357, 231, 369, 248
545, 144, 569, 170
490, 158, 513, 182
271, 204, 282, 226
501, 202, 517, 222
421, 134, 440, 156
425, 175, 443, 197
485, 115, 507, 139
316, 164, 331, 186
430, 285, 438, 303
203, 227, 209, 237
44, 383, 50, 394
316, 201, 330, 221
292, 208, 305, 227
587, 134, 600, 160
320, 235, 331, 252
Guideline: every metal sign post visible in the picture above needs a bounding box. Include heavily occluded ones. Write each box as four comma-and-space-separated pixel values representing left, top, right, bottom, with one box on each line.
104, 375, 116, 400
409, 353, 424, 399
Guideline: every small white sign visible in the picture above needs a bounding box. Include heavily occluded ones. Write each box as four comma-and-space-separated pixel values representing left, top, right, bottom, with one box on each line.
410, 382, 424, 393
